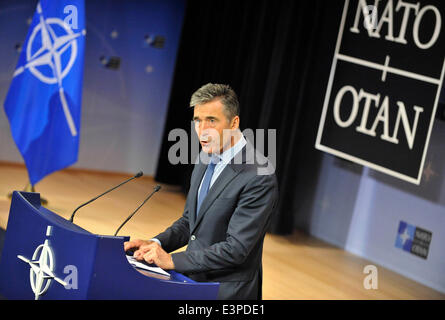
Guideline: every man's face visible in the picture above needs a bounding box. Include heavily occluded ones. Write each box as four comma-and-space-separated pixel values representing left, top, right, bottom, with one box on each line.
193, 99, 239, 154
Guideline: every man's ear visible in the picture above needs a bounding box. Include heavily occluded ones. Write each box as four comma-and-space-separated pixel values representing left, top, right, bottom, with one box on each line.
231, 116, 240, 129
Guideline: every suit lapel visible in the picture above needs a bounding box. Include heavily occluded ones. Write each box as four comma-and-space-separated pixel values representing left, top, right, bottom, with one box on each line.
190, 141, 255, 234
191, 164, 240, 234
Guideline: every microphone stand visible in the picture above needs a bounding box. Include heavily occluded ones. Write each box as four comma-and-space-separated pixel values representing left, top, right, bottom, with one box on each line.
114, 185, 161, 236
69, 171, 143, 223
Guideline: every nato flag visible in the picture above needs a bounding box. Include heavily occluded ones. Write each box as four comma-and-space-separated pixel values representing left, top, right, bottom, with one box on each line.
4, 0, 85, 185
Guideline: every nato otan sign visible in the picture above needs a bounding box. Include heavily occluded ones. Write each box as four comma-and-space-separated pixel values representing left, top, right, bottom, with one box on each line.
315, 0, 445, 184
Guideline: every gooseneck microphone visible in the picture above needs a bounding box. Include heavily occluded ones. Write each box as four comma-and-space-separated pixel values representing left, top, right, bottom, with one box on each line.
114, 185, 161, 236
69, 171, 144, 223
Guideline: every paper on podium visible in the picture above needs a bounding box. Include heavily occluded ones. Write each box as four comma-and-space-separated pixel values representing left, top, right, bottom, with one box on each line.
126, 255, 170, 278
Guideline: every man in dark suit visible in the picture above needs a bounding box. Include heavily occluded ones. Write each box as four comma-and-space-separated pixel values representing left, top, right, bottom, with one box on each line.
124, 83, 278, 299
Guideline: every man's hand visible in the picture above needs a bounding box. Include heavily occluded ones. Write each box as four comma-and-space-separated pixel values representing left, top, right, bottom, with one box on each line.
136, 242, 175, 270
123, 239, 152, 253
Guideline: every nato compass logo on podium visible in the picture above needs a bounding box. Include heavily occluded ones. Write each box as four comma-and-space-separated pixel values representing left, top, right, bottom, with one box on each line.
13, 2, 86, 137
17, 226, 67, 300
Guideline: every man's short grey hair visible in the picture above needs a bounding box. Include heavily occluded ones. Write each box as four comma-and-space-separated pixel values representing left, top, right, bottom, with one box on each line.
190, 83, 240, 120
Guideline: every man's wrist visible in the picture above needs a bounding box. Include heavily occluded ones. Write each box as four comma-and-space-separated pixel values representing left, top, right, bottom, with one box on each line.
150, 238, 162, 247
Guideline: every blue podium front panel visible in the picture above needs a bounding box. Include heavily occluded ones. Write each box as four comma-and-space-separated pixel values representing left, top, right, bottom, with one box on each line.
0, 192, 100, 299
0, 192, 219, 300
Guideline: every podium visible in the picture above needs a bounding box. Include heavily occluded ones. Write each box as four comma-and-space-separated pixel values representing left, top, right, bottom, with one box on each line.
0, 191, 219, 300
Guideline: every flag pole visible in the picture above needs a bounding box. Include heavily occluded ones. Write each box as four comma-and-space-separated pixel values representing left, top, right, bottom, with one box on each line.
7, 182, 48, 206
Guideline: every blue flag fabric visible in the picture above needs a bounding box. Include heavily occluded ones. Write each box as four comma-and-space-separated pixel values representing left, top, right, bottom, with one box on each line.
4, 0, 85, 185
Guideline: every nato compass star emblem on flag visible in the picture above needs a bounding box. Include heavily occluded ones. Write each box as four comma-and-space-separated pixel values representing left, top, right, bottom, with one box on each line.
4, 0, 86, 185
12, 2, 86, 137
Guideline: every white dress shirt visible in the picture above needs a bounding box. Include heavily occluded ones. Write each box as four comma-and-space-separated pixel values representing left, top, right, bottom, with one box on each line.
197, 134, 247, 195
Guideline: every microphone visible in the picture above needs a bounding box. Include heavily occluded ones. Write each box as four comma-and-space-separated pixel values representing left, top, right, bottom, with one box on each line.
114, 185, 161, 236
69, 171, 144, 223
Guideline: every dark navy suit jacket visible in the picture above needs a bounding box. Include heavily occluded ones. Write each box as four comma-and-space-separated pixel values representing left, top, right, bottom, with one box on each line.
155, 142, 278, 299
